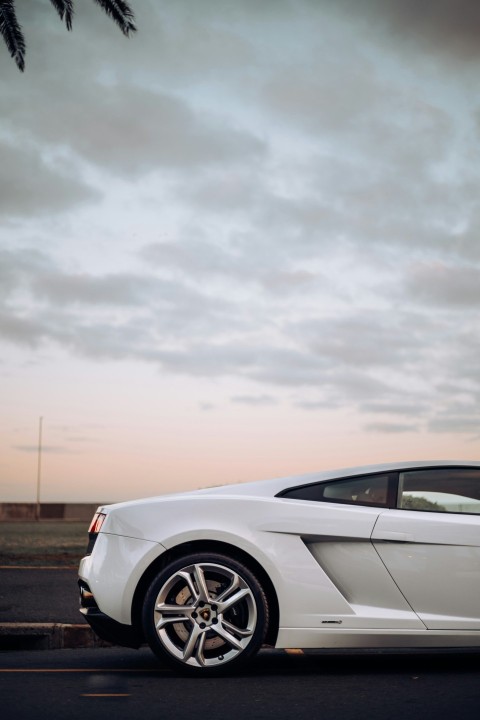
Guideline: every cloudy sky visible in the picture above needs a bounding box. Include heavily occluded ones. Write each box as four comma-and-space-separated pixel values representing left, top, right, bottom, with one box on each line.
1, 0, 479, 503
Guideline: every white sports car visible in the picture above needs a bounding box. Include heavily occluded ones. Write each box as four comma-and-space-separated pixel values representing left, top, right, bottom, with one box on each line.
78, 461, 480, 673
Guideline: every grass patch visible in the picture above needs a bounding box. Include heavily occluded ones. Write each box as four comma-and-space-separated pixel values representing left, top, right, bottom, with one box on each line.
0, 521, 88, 567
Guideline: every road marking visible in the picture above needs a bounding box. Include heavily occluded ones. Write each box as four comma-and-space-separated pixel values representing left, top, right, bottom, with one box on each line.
0, 668, 168, 674
81, 694, 131, 697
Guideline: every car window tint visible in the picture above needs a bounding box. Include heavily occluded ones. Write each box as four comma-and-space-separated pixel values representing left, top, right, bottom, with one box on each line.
280, 473, 393, 507
399, 468, 480, 514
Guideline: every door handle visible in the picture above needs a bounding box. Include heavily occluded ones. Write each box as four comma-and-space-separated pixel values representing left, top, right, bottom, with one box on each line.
374, 531, 412, 542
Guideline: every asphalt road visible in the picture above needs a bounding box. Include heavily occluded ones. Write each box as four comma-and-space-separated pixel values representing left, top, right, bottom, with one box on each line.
1, 646, 480, 720
1, 569, 480, 720
0, 568, 80, 624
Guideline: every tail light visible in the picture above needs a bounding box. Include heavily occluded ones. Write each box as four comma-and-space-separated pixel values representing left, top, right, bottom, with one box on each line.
88, 512, 106, 534
86, 511, 107, 554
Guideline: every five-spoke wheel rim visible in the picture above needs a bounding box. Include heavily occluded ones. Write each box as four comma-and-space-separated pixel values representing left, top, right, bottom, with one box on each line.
152, 562, 257, 668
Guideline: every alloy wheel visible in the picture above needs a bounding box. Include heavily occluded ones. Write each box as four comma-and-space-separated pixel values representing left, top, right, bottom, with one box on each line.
150, 561, 259, 669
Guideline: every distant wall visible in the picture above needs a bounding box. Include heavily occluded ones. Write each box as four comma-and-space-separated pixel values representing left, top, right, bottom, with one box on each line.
0, 503, 106, 521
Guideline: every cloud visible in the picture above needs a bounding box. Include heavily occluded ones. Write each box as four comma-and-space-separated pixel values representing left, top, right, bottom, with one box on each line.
0, 311, 46, 348
141, 240, 246, 280
2, 84, 265, 178
32, 271, 176, 308
141, 238, 322, 297
199, 402, 216, 412
1, 0, 480, 446
231, 394, 278, 406
428, 416, 480, 434
0, 140, 97, 219
294, 400, 335, 411
406, 262, 480, 307
365, 422, 419, 434
0, 2, 266, 201
291, 313, 426, 370
258, 56, 467, 262
361, 401, 429, 417
262, 51, 383, 137
2, 240, 479, 443
13, 444, 72, 454
359, 0, 480, 62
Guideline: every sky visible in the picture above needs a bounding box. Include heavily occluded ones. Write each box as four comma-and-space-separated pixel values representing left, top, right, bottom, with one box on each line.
1, 0, 479, 503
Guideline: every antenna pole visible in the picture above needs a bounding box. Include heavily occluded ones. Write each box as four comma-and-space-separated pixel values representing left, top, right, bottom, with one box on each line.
35, 416, 43, 522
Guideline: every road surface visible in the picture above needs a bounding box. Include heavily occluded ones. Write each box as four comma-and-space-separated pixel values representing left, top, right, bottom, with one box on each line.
0, 567, 80, 623
1, 646, 480, 720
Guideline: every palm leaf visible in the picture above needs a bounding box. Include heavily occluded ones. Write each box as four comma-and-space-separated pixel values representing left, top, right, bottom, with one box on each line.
49, 0, 74, 31
92, 0, 136, 36
0, 0, 26, 71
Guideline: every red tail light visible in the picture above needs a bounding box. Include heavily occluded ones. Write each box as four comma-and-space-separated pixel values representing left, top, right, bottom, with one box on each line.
88, 512, 106, 534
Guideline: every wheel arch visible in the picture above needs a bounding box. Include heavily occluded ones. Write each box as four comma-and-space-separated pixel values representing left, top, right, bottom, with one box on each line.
131, 539, 280, 646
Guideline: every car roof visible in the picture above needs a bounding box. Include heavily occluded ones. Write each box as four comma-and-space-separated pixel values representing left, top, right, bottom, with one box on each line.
196, 460, 480, 499
100, 460, 480, 512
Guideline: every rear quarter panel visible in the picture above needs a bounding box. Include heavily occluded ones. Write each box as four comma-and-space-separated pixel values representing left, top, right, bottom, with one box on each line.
94, 494, 385, 628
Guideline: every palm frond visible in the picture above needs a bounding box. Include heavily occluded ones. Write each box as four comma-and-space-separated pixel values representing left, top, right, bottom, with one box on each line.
0, 0, 26, 71
49, 0, 74, 31
92, 0, 136, 36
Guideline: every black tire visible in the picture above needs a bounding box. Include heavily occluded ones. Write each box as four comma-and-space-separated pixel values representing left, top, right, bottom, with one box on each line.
142, 552, 269, 674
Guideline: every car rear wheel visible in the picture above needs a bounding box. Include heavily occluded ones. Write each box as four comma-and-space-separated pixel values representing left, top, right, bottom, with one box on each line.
142, 552, 269, 674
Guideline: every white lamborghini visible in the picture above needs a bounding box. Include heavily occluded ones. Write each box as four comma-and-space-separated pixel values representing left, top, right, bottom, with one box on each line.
78, 461, 480, 673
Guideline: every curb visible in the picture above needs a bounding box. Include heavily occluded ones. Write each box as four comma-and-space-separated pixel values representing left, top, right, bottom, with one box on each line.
0, 623, 113, 651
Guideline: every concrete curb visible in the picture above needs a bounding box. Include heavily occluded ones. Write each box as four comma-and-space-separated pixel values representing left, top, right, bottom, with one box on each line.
0, 623, 113, 651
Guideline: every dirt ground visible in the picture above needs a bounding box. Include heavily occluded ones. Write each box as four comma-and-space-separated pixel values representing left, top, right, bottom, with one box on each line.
0, 522, 88, 566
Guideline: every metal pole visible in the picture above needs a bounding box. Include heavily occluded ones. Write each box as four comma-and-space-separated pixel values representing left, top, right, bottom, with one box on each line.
35, 416, 43, 522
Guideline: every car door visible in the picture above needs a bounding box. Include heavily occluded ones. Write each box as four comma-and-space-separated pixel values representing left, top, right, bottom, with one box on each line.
278, 471, 425, 630
371, 467, 480, 630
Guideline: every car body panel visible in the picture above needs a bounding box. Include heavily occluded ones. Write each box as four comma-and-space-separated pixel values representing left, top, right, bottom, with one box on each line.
79, 533, 165, 624
306, 540, 424, 629
373, 510, 480, 630
277, 628, 480, 649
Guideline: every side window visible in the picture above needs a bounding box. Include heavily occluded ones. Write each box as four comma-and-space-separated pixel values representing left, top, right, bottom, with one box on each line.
280, 473, 394, 508
399, 468, 480, 514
